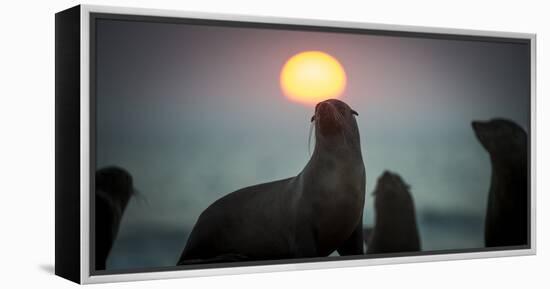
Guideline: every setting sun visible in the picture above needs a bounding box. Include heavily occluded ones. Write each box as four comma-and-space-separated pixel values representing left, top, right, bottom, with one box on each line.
280, 51, 347, 105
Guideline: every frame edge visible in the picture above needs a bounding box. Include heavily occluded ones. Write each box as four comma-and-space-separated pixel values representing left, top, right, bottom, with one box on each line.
77, 4, 537, 284
55, 4, 82, 284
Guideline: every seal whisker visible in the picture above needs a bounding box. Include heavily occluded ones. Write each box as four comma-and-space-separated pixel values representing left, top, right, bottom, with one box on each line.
308, 122, 315, 156
133, 189, 151, 209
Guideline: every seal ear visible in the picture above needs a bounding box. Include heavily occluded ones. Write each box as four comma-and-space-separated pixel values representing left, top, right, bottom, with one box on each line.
351, 109, 359, 116
311, 115, 315, 122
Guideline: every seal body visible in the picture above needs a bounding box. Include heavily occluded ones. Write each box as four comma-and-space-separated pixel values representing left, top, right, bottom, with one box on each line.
366, 171, 421, 254
95, 166, 135, 270
472, 119, 528, 247
178, 99, 366, 265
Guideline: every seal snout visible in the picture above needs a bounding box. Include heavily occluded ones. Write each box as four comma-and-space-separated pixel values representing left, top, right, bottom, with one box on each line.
317, 101, 336, 118
96, 166, 137, 205
471, 120, 487, 133
381, 170, 394, 179
379, 170, 398, 183
374, 170, 409, 195
471, 120, 481, 130
315, 101, 341, 134
471, 120, 491, 147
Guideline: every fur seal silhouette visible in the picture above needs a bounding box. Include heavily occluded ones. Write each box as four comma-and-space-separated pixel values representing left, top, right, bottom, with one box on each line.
177, 99, 366, 265
366, 171, 421, 254
95, 166, 136, 270
472, 118, 528, 247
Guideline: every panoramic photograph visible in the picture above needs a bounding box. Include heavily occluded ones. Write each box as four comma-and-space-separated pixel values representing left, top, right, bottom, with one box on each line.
93, 17, 530, 272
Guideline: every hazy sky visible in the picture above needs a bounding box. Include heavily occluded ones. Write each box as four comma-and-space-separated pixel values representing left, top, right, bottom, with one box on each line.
95, 18, 530, 270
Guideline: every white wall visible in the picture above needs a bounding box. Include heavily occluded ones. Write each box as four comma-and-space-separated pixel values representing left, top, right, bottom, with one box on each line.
0, 0, 547, 287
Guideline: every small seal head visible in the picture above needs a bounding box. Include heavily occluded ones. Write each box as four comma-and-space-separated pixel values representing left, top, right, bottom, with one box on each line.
96, 166, 136, 211
472, 118, 527, 164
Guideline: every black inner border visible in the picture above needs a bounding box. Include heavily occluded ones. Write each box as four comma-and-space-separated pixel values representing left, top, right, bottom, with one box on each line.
89, 12, 532, 276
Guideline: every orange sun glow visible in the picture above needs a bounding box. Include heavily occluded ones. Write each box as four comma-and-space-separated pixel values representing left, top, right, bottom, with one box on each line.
280, 51, 347, 105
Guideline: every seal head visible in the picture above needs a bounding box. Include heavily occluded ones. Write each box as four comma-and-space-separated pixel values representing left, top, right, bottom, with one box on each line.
312, 99, 360, 150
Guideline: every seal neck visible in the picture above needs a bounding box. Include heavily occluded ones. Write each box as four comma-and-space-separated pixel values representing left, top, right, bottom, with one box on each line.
302, 143, 365, 192
311, 139, 363, 161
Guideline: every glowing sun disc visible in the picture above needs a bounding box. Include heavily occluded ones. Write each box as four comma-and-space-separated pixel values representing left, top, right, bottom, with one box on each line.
280, 51, 347, 105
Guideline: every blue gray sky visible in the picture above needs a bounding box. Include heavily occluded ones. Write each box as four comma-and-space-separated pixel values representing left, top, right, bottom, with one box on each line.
95, 18, 530, 270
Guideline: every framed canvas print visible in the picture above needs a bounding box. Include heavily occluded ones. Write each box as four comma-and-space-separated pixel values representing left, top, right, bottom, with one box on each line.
55, 4, 536, 284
